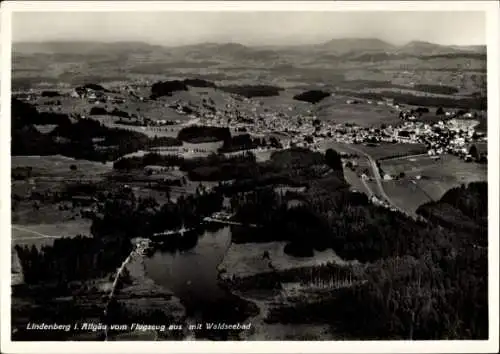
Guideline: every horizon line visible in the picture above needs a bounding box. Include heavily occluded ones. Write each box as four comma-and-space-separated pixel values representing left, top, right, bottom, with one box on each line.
10, 38, 487, 48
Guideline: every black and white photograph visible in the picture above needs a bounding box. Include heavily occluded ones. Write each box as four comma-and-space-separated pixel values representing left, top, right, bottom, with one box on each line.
1, 1, 499, 353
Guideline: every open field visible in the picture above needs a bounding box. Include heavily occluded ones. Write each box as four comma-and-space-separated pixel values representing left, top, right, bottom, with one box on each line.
319, 141, 427, 164
12, 220, 93, 246
382, 180, 431, 216
219, 241, 359, 281
25, 90, 192, 124
12, 155, 113, 176
12, 156, 112, 225
380, 154, 486, 181
11, 219, 93, 286
380, 154, 443, 176
343, 168, 371, 195
355, 143, 428, 161
11, 156, 104, 256
316, 98, 401, 127
120, 141, 222, 160
381, 155, 487, 210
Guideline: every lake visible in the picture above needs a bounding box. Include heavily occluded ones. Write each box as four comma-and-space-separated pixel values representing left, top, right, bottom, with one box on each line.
144, 226, 231, 309
143, 225, 257, 339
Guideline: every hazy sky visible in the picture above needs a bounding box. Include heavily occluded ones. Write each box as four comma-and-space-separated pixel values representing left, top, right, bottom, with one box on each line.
12, 11, 486, 46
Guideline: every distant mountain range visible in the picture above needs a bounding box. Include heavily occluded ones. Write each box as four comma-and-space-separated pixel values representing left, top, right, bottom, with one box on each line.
13, 38, 486, 58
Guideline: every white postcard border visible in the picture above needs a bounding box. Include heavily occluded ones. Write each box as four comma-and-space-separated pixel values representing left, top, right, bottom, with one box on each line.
1, 1, 498, 353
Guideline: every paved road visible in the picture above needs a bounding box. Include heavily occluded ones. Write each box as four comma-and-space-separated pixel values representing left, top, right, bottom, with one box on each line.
332, 144, 413, 218
360, 177, 375, 198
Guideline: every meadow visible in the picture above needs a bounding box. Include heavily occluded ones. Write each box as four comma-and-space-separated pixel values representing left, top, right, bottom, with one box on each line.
380, 155, 487, 213
11, 155, 113, 176
357, 143, 428, 161
11, 156, 110, 251
316, 99, 402, 127
382, 180, 431, 216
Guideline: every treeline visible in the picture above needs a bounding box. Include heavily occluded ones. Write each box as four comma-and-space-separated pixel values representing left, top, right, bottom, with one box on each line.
261, 182, 488, 339
219, 134, 271, 153
89, 106, 132, 118
413, 84, 459, 95
15, 235, 132, 285
177, 125, 231, 143
293, 90, 331, 104
150, 78, 216, 99
335, 90, 486, 110
185, 153, 261, 181
183, 78, 216, 88
416, 182, 487, 245
422, 52, 486, 60
91, 188, 223, 239
12, 98, 71, 128
113, 152, 258, 181
41, 90, 61, 97
225, 262, 359, 292
11, 98, 181, 161
77, 83, 109, 92
176, 125, 283, 151
16, 185, 224, 286
230, 163, 484, 262
218, 85, 283, 98
149, 79, 284, 99
113, 153, 184, 170
150, 80, 188, 98
112, 147, 339, 187
268, 249, 487, 339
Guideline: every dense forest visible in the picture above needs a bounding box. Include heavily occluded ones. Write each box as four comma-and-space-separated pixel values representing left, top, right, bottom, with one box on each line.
177, 125, 231, 143
150, 78, 217, 98
416, 182, 487, 244
89, 106, 132, 118
15, 235, 132, 285
11, 89, 488, 340
183, 78, 217, 88
112, 147, 337, 186
235, 181, 488, 339
150, 80, 188, 98
15, 186, 224, 286
293, 90, 331, 104
268, 247, 487, 339
13, 141, 488, 340
231, 174, 486, 262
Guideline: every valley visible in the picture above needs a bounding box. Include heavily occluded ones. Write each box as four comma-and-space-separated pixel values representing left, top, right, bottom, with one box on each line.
10, 37, 488, 341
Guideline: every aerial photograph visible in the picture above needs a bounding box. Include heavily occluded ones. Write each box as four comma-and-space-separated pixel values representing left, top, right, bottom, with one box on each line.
8, 8, 489, 342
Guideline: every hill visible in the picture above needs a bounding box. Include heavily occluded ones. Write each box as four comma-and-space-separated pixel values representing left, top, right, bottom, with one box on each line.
316, 37, 395, 55
13, 41, 166, 55
13, 38, 485, 61
12, 38, 486, 95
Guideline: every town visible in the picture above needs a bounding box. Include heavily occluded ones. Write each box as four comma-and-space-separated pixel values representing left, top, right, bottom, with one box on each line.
13, 83, 487, 165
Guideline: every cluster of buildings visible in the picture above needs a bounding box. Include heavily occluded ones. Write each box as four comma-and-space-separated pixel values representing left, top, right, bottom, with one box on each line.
16, 80, 487, 165
166, 90, 487, 163
71, 87, 127, 105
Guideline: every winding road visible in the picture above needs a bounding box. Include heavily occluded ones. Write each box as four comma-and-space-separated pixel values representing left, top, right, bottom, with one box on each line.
347, 146, 396, 204
325, 143, 415, 219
